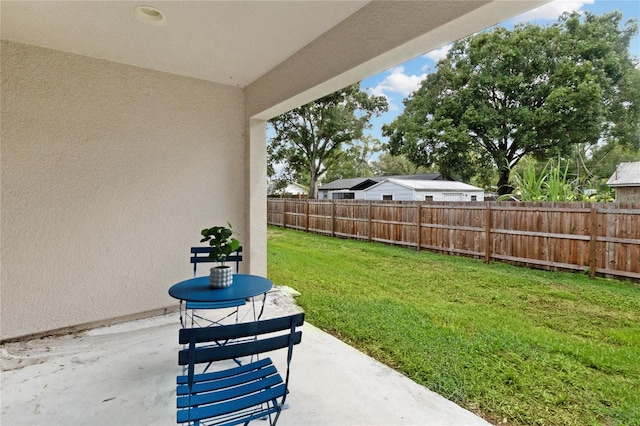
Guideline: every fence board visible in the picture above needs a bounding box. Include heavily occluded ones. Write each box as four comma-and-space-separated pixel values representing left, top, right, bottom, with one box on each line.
267, 199, 639, 282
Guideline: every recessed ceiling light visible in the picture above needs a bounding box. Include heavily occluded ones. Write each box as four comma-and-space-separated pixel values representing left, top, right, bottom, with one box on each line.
134, 5, 166, 26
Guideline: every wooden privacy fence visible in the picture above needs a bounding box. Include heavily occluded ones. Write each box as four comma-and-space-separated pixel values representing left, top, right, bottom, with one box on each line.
267, 199, 640, 281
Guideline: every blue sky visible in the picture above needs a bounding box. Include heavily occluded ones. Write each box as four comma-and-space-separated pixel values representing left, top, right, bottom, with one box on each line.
361, 0, 640, 147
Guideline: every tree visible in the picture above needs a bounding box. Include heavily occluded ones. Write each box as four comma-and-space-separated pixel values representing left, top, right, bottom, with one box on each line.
583, 141, 640, 187
370, 152, 432, 176
323, 135, 382, 182
266, 153, 308, 196
269, 83, 387, 198
383, 11, 639, 195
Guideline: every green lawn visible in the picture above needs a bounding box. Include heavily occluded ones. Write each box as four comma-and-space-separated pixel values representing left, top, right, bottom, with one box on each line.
267, 226, 640, 426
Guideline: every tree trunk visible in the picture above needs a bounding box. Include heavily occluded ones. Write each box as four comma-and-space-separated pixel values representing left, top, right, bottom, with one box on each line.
309, 172, 319, 199
497, 168, 513, 196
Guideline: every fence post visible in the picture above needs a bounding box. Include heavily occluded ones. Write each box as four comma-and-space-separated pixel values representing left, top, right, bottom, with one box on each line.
416, 204, 421, 252
331, 201, 335, 237
305, 200, 309, 232
368, 201, 373, 242
484, 204, 492, 263
282, 200, 287, 229
589, 205, 598, 279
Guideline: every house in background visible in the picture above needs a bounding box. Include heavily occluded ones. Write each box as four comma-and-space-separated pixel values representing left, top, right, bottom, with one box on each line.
318, 173, 449, 200
268, 182, 309, 198
317, 177, 378, 199
283, 182, 309, 197
607, 161, 640, 203
364, 178, 485, 201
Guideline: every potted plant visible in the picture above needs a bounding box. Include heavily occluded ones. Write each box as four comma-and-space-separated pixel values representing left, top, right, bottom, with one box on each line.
200, 224, 240, 288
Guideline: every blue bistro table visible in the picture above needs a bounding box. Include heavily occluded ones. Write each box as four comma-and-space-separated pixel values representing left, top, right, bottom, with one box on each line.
169, 274, 273, 327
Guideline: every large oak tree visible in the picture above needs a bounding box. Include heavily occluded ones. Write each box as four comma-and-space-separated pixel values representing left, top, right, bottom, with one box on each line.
383, 11, 639, 195
268, 83, 387, 198
322, 135, 382, 182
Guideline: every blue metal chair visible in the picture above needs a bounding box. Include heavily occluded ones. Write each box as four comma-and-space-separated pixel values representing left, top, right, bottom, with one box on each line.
176, 313, 305, 425
190, 246, 243, 278
184, 247, 244, 327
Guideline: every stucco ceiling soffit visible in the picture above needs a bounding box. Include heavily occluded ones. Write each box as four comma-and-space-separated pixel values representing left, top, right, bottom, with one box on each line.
245, 0, 549, 119
0, 1, 369, 87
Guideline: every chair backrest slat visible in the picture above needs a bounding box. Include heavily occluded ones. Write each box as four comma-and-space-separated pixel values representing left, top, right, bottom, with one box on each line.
190, 246, 243, 276
178, 313, 305, 366
179, 313, 304, 344
178, 331, 302, 365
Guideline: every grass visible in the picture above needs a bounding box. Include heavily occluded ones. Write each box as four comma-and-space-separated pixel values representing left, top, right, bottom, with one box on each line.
267, 226, 640, 426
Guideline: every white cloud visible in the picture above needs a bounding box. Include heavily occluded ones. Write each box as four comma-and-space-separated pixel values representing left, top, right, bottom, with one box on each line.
511, 0, 594, 23
386, 101, 400, 112
422, 44, 452, 62
369, 66, 427, 99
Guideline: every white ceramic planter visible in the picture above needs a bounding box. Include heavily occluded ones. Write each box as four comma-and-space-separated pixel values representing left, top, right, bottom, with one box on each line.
210, 266, 233, 288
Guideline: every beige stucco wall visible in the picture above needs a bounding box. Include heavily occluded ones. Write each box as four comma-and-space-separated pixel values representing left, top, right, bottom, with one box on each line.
1, 41, 245, 340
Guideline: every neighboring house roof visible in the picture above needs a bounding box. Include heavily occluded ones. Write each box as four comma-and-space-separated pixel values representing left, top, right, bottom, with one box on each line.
350, 179, 381, 191
318, 173, 449, 191
318, 177, 376, 190
367, 178, 483, 192
267, 181, 309, 195
606, 162, 640, 187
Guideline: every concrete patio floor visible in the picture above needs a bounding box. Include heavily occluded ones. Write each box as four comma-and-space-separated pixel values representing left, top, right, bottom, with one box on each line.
1, 287, 490, 425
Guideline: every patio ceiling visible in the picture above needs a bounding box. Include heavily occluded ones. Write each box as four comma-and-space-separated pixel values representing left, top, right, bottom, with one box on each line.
1, 1, 548, 100
0, 1, 368, 88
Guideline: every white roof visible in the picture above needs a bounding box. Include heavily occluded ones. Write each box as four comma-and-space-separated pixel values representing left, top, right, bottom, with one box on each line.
606, 162, 640, 187
285, 183, 308, 194
366, 178, 484, 192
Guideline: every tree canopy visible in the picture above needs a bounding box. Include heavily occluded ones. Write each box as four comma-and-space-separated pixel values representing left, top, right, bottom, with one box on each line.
383, 11, 639, 195
322, 135, 382, 183
371, 153, 432, 177
268, 83, 387, 198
